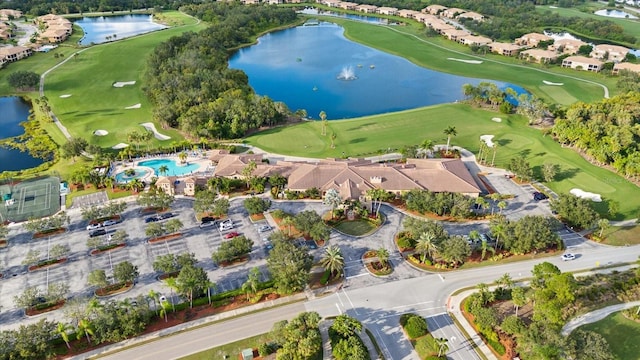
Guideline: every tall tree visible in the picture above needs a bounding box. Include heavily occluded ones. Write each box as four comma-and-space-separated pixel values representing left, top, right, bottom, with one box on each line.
323, 189, 342, 219
267, 239, 313, 294
443, 126, 457, 154
320, 246, 344, 278
175, 265, 210, 308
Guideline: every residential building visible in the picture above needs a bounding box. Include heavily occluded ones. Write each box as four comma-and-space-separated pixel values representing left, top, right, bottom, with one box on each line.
397, 9, 420, 19
520, 49, 559, 63
429, 20, 455, 34
459, 35, 492, 47
0, 9, 22, 20
156, 176, 205, 197
613, 62, 640, 74
441, 28, 470, 42
562, 55, 603, 72
376, 7, 398, 16
488, 42, 521, 56
321, 0, 341, 7
40, 29, 69, 43
414, 13, 437, 24
442, 7, 466, 19
423, 5, 447, 15
590, 44, 630, 62
0, 46, 33, 62
515, 32, 553, 47
338, 1, 358, 10
548, 38, 587, 54
457, 11, 485, 22
355, 4, 378, 13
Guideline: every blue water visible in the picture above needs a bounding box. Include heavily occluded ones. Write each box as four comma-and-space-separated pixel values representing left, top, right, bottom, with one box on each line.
0, 97, 44, 172
76, 14, 167, 46
229, 22, 526, 119
594, 9, 638, 19
138, 159, 201, 176
114, 168, 151, 183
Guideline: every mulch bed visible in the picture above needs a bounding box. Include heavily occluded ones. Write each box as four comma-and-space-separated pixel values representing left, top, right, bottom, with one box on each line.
0, 239, 7, 248
363, 250, 393, 276
148, 233, 182, 244
157, 271, 179, 281
25, 300, 66, 316
140, 207, 166, 215
90, 243, 126, 256
218, 256, 250, 268
250, 213, 265, 221
95, 282, 134, 297
32, 228, 66, 239
28, 258, 68, 272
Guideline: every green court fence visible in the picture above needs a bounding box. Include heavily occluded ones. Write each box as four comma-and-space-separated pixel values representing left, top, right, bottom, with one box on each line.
0, 176, 61, 223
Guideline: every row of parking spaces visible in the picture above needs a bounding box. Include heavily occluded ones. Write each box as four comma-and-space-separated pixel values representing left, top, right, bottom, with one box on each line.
91, 247, 133, 277
211, 267, 271, 294
28, 266, 69, 289
147, 238, 191, 258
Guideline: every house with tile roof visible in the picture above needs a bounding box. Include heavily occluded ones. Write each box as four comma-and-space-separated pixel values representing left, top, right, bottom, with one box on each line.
562, 55, 603, 72
548, 38, 587, 54
613, 62, 640, 74
515, 32, 553, 47
590, 44, 630, 62
488, 42, 521, 56
520, 49, 559, 63
423, 5, 448, 15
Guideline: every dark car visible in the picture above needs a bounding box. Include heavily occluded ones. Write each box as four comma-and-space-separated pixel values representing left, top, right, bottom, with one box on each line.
144, 216, 159, 223
157, 212, 175, 220
533, 192, 548, 201
89, 229, 107, 237
201, 216, 216, 223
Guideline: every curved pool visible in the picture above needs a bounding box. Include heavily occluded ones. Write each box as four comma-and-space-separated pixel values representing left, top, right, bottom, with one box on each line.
138, 159, 201, 176
114, 168, 153, 183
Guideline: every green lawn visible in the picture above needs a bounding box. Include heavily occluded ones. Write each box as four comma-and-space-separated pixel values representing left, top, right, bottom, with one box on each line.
26, 11, 206, 149
246, 103, 640, 219
601, 225, 640, 246
334, 219, 376, 236
580, 311, 640, 360
535, 5, 640, 47
178, 333, 271, 360
331, 18, 618, 105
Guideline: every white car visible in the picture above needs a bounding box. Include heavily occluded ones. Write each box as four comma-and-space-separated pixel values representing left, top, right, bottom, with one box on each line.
200, 221, 216, 229
258, 225, 271, 233
219, 220, 233, 231
102, 220, 117, 227
86, 223, 102, 231
561, 253, 576, 261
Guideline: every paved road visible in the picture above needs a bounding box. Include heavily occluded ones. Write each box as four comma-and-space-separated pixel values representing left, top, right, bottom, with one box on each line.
561, 300, 640, 336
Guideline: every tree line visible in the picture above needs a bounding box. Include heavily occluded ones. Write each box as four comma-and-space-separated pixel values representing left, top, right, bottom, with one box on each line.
144, 3, 298, 140
0, 0, 196, 16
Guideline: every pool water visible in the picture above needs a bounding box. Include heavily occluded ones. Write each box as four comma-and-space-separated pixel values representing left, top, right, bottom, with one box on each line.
138, 159, 201, 176
114, 168, 152, 183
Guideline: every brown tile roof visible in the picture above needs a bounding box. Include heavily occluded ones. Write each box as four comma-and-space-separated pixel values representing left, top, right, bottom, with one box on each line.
213, 153, 264, 177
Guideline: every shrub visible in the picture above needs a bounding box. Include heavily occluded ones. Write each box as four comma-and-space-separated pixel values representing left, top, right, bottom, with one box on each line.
258, 342, 278, 356
320, 270, 331, 285
414, 335, 437, 358
405, 315, 428, 339
399, 313, 413, 327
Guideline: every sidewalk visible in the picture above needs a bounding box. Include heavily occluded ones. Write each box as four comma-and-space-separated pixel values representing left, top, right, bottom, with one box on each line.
561, 300, 640, 336
447, 290, 498, 360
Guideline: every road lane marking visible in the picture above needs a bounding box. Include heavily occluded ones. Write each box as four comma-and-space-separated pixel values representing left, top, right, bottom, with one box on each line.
341, 288, 359, 315
438, 274, 445, 282
345, 272, 368, 279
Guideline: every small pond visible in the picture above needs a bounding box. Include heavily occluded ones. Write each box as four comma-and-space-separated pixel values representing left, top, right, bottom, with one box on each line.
594, 9, 638, 19
76, 14, 167, 46
229, 22, 526, 119
0, 97, 44, 173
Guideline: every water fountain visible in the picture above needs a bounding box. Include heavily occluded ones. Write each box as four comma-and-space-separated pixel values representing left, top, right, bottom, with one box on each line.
337, 66, 357, 80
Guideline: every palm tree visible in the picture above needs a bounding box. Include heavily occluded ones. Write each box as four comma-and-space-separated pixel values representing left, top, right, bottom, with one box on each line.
281, 216, 295, 237
330, 132, 337, 149
443, 126, 457, 154
598, 218, 610, 238
415, 231, 438, 263
56, 322, 73, 349
320, 246, 344, 278
128, 178, 143, 193
376, 247, 390, 266
76, 318, 94, 345
436, 337, 449, 357
497, 200, 507, 214
148, 289, 159, 316
242, 267, 261, 301
420, 139, 435, 158
158, 165, 169, 177
319, 111, 327, 136
480, 239, 495, 261
178, 152, 188, 164
497, 273, 514, 296
206, 280, 216, 305
491, 144, 498, 166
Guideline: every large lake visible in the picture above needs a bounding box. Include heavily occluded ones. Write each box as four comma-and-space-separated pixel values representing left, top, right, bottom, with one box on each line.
0, 97, 43, 172
76, 14, 167, 46
229, 22, 525, 119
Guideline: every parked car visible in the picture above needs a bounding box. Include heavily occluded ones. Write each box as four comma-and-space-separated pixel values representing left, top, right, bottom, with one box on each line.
258, 225, 271, 233
102, 219, 118, 227
224, 231, 240, 239
144, 216, 160, 223
200, 221, 216, 229
219, 220, 233, 231
89, 229, 107, 237
86, 223, 102, 231
157, 212, 175, 220
561, 253, 576, 261
533, 191, 548, 201
201, 216, 216, 223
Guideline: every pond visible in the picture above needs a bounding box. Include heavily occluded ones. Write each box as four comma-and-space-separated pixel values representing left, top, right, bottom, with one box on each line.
0, 97, 44, 173
594, 9, 638, 19
76, 14, 167, 46
228, 22, 526, 119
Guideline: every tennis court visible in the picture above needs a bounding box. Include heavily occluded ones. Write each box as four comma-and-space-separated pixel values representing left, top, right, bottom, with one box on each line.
0, 176, 60, 223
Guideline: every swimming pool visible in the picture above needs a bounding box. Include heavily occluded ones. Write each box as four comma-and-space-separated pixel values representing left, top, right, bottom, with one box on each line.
114, 168, 153, 183
137, 159, 201, 176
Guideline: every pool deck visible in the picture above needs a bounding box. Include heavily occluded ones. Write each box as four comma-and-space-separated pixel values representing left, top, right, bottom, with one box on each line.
111, 153, 214, 184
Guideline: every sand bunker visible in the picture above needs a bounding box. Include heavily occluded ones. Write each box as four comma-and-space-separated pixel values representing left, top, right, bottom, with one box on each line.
93, 130, 108, 136
543, 80, 564, 86
59, 94, 72, 98
125, 103, 141, 109
447, 58, 483, 64
570, 188, 602, 202
113, 81, 136, 88
140, 122, 171, 141
480, 135, 495, 147
491, 117, 502, 123
112, 143, 129, 150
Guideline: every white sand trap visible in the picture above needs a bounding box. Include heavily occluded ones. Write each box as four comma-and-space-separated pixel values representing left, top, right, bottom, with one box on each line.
113, 81, 136, 88
93, 130, 108, 136
125, 103, 141, 109
480, 135, 495, 147
570, 188, 602, 202
59, 94, 72, 98
550, 5, 558, 8
543, 80, 564, 86
447, 58, 483, 64
112, 143, 129, 150
140, 122, 171, 141
491, 117, 502, 123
